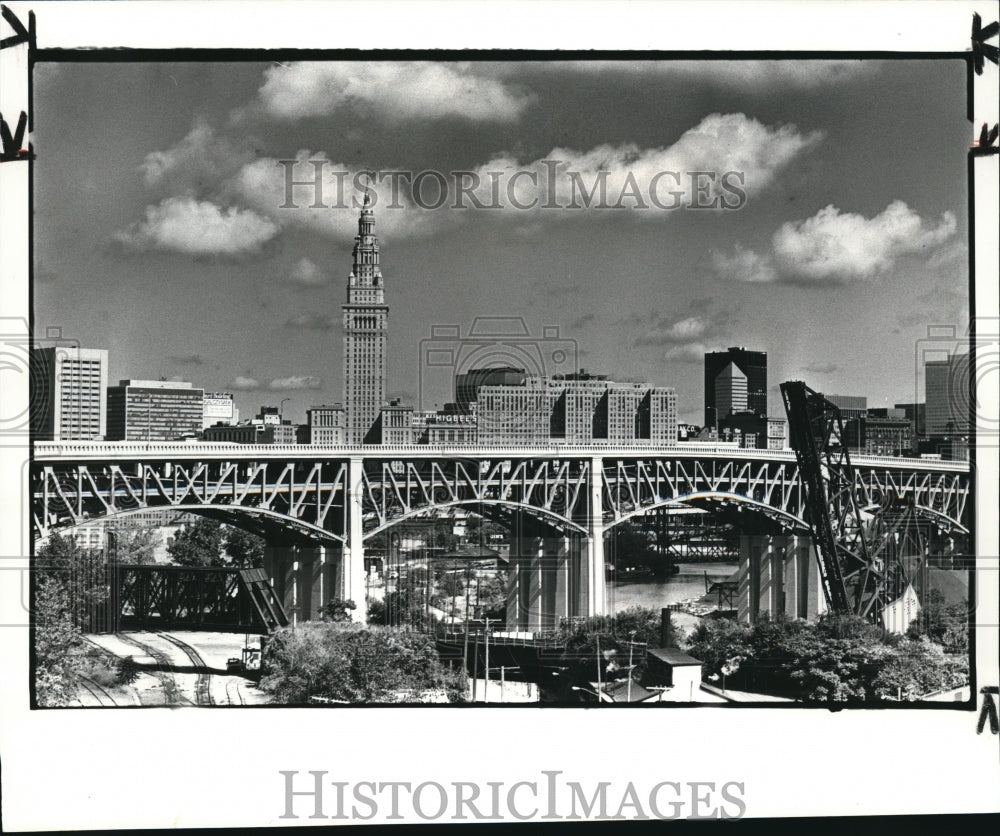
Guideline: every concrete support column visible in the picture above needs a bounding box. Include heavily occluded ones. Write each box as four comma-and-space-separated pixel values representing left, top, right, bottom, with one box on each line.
586, 456, 607, 617
344, 457, 367, 623
538, 535, 570, 630
522, 537, 544, 632
739, 533, 825, 623
264, 545, 299, 625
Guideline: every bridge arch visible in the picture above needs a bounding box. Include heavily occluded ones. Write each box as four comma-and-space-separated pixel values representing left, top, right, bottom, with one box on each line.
605, 491, 967, 538
605, 491, 811, 534
41, 503, 346, 546
363, 499, 588, 540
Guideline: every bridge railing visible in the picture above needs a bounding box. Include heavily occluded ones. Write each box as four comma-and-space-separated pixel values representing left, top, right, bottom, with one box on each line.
32, 441, 970, 472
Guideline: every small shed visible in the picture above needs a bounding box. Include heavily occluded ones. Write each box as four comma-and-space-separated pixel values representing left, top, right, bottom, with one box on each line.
646, 648, 704, 701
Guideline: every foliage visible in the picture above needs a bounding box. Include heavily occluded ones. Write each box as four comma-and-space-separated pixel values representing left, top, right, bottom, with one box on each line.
474, 570, 509, 616
320, 599, 357, 623
437, 571, 465, 599
609, 521, 661, 574
36, 532, 111, 617
224, 526, 267, 568
260, 622, 468, 703
167, 518, 227, 567
34, 575, 86, 706
906, 590, 969, 654
116, 655, 141, 685
383, 568, 435, 630
366, 596, 386, 625
685, 614, 969, 703
557, 606, 668, 687
111, 525, 162, 565
167, 519, 269, 569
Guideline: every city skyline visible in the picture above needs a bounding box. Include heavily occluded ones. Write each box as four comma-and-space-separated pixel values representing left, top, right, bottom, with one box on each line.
33, 59, 969, 424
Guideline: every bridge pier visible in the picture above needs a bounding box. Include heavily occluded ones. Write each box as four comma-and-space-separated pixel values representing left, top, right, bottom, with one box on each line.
344, 457, 368, 623
263, 545, 332, 625
505, 516, 582, 631
587, 456, 608, 617
736, 534, 826, 623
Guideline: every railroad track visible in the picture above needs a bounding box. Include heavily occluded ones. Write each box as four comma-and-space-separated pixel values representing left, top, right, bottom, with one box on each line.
115, 632, 198, 707
76, 675, 119, 707
152, 631, 215, 707
224, 678, 246, 706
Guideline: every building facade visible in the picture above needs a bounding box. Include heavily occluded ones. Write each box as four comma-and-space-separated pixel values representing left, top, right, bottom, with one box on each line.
202, 391, 238, 429
455, 366, 527, 413
106, 379, 204, 441
476, 373, 678, 445
826, 394, 868, 421
925, 354, 969, 436
704, 347, 767, 428
844, 415, 914, 457
343, 192, 388, 445
305, 404, 347, 445
31, 346, 108, 440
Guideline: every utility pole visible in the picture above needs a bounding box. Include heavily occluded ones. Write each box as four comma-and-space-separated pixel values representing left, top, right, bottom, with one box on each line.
471, 629, 479, 702
483, 617, 497, 703
595, 633, 602, 701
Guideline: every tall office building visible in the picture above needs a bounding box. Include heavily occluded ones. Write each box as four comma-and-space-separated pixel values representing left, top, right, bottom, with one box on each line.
30, 346, 108, 440
925, 354, 969, 436
477, 373, 677, 445
455, 366, 527, 413
713, 362, 748, 419
826, 394, 868, 421
106, 379, 204, 441
704, 347, 767, 427
202, 391, 238, 429
342, 192, 388, 445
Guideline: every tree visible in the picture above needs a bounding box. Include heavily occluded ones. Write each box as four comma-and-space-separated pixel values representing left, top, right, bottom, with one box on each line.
907, 590, 969, 654
260, 622, 468, 703
36, 532, 109, 614
110, 525, 161, 565
556, 606, 668, 691
684, 614, 969, 703
166, 518, 226, 567
321, 599, 357, 623
224, 526, 266, 568
437, 571, 465, 599
34, 575, 86, 706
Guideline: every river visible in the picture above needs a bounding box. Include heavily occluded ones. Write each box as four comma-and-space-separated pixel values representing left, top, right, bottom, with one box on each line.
611, 561, 739, 636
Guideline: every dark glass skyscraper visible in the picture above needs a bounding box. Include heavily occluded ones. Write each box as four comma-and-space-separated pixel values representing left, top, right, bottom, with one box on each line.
704, 347, 768, 427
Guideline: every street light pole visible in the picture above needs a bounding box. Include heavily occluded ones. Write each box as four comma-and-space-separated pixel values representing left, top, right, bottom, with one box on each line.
483, 617, 496, 702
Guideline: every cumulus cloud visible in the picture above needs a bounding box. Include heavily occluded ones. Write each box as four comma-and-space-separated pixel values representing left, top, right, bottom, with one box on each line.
459, 112, 821, 214
715, 201, 956, 285
224, 112, 818, 245
288, 257, 331, 287
711, 244, 777, 283
228, 149, 442, 241
231, 376, 261, 390
662, 343, 711, 364
633, 304, 737, 366
636, 315, 716, 347
253, 62, 532, 122
269, 375, 322, 391
113, 197, 278, 256
140, 120, 254, 195
772, 201, 956, 283
286, 312, 337, 330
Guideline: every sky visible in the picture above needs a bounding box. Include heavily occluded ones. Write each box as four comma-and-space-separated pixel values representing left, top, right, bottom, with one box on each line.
33, 58, 970, 425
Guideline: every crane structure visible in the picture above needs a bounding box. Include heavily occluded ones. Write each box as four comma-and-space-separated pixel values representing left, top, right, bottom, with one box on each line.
780, 381, 929, 624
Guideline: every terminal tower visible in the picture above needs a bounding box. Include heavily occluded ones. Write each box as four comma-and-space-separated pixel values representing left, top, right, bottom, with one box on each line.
343, 192, 388, 444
